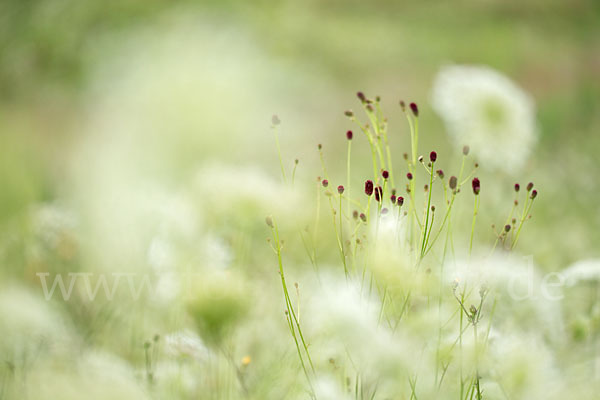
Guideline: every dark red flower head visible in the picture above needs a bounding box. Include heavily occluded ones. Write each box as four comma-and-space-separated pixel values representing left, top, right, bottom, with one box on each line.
374, 186, 383, 202
397, 196, 404, 206
527, 182, 534, 192
390, 195, 397, 204
410, 102, 419, 117
360, 213, 367, 222
430, 151, 437, 163
322, 179, 329, 188
514, 183, 520, 192
337, 185, 345, 195
472, 177, 481, 195
346, 130, 353, 140
436, 169, 444, 179
357, 92, 366, 103
407, 172, 413, 180
365, 180, 374, 196
382, 170, 389, 179
531, 189, 538, 199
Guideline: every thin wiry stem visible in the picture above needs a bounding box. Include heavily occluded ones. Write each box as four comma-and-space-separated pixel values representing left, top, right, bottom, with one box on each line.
273, 126, 287, 184
469, 195, 480, 257
270, 219, 315, 382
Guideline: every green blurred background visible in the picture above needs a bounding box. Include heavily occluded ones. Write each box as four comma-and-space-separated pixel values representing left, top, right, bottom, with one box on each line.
1, 0, 599, 272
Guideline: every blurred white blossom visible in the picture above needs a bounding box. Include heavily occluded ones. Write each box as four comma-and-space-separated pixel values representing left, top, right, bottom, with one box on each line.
431, 65, 537, 173
562, 258, 600, 285
164, 330, 209, 360
0, 285, 73, 363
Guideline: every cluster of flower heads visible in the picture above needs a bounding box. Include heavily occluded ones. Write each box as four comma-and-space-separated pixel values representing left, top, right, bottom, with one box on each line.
265, 86, 551, 399
324, 90, 539, 229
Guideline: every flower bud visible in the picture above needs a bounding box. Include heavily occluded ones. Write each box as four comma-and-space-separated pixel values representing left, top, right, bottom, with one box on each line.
399, 100, 406, 111
462, 145, 470, 156
531, 189, 538, 199
374, 186, 383, 202
436, 169, 444, 179
357, 91, 366, 103
346, 130, 353, 140
360, 213, 367, 222
344, 110, 354, 117
407, 172, 413, 180
449, 176, 457, 190
504, 224, 511, 232
337, 185, 345, 195
365, 180, 374, 196
272, 115, 281, 125
352, 210, 359, 219
430, 151, 437, 163
390, 195, 397, 204
382, 170, 389, 179
410, 102, 419, 117
514, 183, 520, 192
470, 305, 478, 316
322, 179, 329, 188
397, 196, 404, 206
265, 216, 274, 228
472, 177, 481, 195
527, 182, 534, 192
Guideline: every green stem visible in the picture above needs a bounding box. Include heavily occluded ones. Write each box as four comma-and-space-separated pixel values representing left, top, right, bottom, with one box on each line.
271, 220, 315, 377
347, 140, 352, 223
273, 127, 287, 184
511, 196, 535, 250
469, 196, 480, 257
420, 161, 435, 257
339, 194, 348, 276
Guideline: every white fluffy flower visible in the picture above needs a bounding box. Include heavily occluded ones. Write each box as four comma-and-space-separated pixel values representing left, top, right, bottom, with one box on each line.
0, 285, 73, 362
312, 375, 352, 400
431, 65, 537, 173
561, 259, 600, 286
164, 330, 209, 360
483, 332, 564, 399
445, 254, 564, 340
